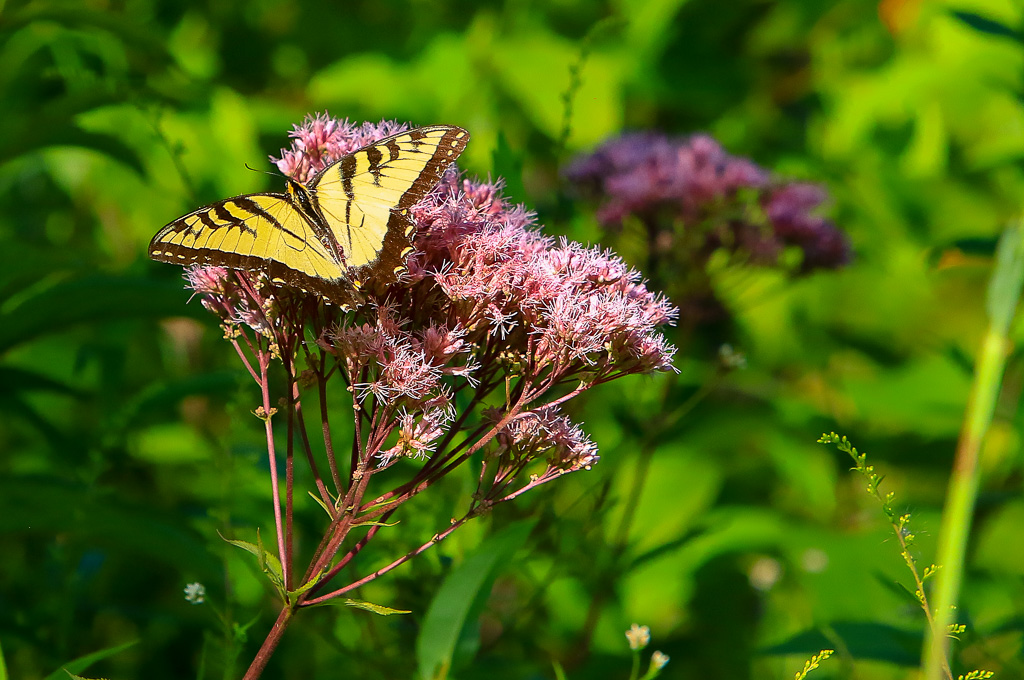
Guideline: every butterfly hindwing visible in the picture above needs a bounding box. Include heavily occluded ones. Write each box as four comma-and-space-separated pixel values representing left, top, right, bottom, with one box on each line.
150, 124, 470, 305
310, 125, 470, 286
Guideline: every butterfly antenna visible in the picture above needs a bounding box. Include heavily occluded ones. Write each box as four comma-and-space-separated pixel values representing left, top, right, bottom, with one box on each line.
244, 162, 281, 178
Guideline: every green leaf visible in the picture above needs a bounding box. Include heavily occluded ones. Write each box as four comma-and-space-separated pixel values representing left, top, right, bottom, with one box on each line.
4, 126, 147, 176
0, 366, 84, 397
341, 598, 412, 615
0, 275, 206, 355
3, 4, 172, 58
115, 372, 241, 427
307, 490, 334, 517
220, 530, 284, 588
0, 637, 7, 680
42, 639, 138, 680
287, 566, 327, 601
870, 570, 921, 608
950, 11, 1021, 42
986, 221, 1024, 334
762, 622, 920, 665
1, 395, 69, 450
304, 595, 411, 615
416, 519, 535, 680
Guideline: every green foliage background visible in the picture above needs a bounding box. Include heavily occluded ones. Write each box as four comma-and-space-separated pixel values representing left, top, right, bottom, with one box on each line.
2, 0, 1023, 678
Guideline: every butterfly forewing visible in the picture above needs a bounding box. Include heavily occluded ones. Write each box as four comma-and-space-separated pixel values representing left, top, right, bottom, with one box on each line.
150, 193, 346, 297
150, 124, 470, 306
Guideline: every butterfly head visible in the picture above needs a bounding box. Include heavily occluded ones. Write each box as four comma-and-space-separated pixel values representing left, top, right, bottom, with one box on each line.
285, 178, 316, 216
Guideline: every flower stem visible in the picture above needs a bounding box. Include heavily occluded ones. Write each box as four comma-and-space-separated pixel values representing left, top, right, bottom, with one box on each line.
303, 508, 477, 604
923, 223, 1024, 679
242, 605, 294, 680
924, 328, 1005, 680
258, 352, 289, 593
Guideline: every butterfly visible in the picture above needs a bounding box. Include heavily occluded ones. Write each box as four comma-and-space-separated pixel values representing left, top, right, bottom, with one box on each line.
149, 125, 470, 306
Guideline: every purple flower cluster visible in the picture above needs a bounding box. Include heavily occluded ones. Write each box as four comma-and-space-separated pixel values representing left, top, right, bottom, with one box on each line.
565, 132, 850, 272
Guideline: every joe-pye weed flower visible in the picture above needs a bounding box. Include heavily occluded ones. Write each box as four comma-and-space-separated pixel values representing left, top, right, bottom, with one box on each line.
566, 131, 849, 323
177, 115, 678, 678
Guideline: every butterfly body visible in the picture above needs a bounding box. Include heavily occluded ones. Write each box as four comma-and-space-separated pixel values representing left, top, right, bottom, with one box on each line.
150, 125, 470, 306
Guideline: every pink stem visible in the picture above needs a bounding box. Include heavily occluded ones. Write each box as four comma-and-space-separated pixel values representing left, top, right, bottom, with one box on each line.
302, 511, 475, 605
258, 351, 289, 591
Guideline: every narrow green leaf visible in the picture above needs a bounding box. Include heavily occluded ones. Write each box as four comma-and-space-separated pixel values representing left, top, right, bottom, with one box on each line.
0, 637, 8, 680
288, 566, 327, 601
307, 490, 334, 517
871, 570, 922, 608
42, 640, 138, 680
342, 598, 412, 615
986, 221, 1024, 334
761, 622, 920, 665
220, 531, 284, 587
416, 519, 535, 680
0, 276, 206, 355
235, 611, 263, 640
255, 529, 269, 576
304, 596, 411, 615
951, 11, 1021, 42
114, 372, 241, 430
0, 366, 85, 397
3, 4, 172, 57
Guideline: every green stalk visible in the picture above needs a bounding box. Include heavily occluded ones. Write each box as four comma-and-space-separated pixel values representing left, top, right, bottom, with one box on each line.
923, 223, 1024, 679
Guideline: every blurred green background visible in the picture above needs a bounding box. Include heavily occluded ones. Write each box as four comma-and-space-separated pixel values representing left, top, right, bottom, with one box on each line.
2, 0, 1024, 678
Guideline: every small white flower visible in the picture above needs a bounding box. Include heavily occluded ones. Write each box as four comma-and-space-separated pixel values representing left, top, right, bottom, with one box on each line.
625, 623, 650, 650
184, 582, 206, 605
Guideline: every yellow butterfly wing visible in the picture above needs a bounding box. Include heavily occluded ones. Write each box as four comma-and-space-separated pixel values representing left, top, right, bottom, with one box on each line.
149, 193, 346, 299
309, 125, 470, 288
150, 125, 470, 305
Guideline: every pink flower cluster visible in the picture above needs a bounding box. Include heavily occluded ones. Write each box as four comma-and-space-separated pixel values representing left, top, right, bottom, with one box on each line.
175, 115, 680, 668
274, 114, 410, 183
190, 115, 677, 488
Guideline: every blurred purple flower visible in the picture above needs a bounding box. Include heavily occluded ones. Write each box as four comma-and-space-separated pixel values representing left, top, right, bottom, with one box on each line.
566, 132, 850, 272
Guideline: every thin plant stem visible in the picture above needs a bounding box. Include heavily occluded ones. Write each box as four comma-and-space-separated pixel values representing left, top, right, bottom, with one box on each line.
302, 508, 478, 605
229, 338, 260, 383
282, 354, 299, 591
289, 383, 334, 514
316, 351, 344, 495
258, 353, 289, 593
628, 650, 640, 680
317, 522, 385, 584
924, 227, 1024, 679
822, 432, 951, 679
